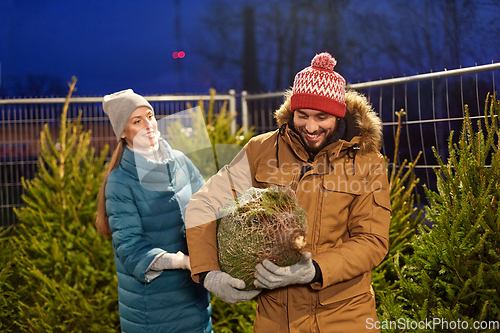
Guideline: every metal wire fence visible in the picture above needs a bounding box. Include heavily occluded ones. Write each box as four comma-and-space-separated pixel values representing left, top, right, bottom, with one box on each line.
242, 62, 500, 202
1, 63, 500, 227
0, 92, 236, 228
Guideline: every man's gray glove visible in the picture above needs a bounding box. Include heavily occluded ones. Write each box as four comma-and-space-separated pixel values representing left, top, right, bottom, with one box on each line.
254, 252, 315, 289
204, 270, 261, 304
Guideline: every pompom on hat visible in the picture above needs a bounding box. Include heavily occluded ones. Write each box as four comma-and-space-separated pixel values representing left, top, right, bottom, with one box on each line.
290, 52, 346, 118
102, 89, 153, 141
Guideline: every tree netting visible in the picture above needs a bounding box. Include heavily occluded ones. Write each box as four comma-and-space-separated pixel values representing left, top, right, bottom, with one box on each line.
216, 186, 308, 290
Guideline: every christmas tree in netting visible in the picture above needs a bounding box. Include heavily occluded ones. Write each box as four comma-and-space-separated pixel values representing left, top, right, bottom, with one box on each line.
217, 186, 308, 290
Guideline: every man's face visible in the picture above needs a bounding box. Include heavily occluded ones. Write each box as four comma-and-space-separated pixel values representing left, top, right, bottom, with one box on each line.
293, 108, 338, 154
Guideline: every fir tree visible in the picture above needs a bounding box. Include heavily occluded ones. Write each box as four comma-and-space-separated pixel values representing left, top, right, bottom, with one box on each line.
394, 94, 500, 332
0, 77, 119, 332
372, 110, 424, 324
210, 296, 256, 333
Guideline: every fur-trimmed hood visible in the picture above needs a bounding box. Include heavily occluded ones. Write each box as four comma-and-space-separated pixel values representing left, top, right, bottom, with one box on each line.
274, 89, 383, 153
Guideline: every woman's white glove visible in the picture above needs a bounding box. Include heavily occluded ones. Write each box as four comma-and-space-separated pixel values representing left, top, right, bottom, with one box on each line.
254, 252, 315, 289
150, 251, 191, 271
204, 271, 261, 304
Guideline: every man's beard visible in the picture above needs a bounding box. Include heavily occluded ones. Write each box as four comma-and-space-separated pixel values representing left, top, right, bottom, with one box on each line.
301, 130, 336, 155
291, 117, 345, 156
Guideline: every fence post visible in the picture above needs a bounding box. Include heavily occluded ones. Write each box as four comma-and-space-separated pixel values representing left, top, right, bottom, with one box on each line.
241, 90, 248, 134
229, 89, 236, 135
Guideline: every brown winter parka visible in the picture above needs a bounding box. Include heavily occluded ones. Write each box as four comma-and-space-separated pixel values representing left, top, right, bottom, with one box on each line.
185, 90, 391, 332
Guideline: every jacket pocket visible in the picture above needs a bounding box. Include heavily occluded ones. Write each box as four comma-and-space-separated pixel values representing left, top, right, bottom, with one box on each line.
254, 289, 287, 333
373, 190, 392, 212
318, 273, 370, 305
253, 314, 281, 333
255, 163, 297, 187
370, 189, 392, 238
321, 174, 365, 194
318, 175, 365, 245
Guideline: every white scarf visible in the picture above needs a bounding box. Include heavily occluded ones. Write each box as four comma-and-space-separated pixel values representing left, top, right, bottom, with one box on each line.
127, 142, 170, 163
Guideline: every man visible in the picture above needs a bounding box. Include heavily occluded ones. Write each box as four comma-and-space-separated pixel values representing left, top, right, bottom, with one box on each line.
186, 52, 391, 332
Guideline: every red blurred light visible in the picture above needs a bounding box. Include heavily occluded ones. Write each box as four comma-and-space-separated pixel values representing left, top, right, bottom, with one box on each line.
172, 52, 179, 59
178, 51, 185, 58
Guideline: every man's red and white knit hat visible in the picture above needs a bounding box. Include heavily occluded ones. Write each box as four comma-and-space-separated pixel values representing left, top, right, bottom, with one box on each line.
290, 52, 346, 118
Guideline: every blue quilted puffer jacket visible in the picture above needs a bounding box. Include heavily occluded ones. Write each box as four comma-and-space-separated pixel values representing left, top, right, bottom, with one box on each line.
105, 139, 212, 333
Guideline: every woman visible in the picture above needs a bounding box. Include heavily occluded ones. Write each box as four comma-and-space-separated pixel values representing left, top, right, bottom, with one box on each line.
95, 89, 212, 333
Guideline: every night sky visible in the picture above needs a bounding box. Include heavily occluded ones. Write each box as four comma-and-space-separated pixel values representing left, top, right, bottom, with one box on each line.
1, 0, 499, 98
0, 0, 212, 97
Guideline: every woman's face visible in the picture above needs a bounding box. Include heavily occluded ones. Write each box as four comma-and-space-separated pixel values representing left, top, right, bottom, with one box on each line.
122, 107, 159, 149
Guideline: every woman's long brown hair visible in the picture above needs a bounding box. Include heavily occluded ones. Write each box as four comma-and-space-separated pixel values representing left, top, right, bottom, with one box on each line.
96, 139, 126, 237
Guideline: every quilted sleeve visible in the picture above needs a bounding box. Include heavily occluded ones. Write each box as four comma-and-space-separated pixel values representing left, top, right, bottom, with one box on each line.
105, 175, 164, 283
